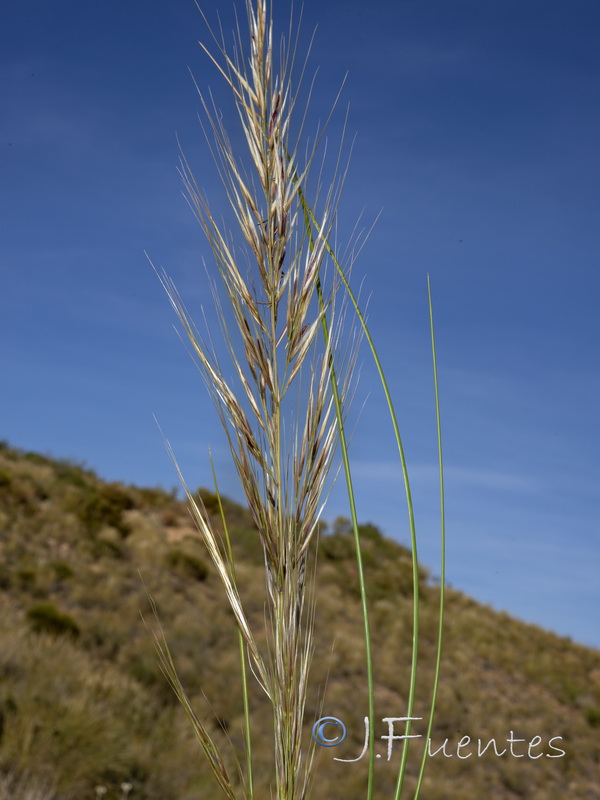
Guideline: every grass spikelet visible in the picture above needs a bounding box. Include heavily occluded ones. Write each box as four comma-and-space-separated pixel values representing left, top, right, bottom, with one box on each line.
156, 2, 352, 797
154, 1, 445, 798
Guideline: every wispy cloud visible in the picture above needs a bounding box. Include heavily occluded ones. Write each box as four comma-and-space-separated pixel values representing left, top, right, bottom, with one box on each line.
349, 459, 540, 493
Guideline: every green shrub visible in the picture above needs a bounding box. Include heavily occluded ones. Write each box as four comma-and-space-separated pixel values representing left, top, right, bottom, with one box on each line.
585, 706, 600, 728
165, 549, 209, 582
51, 561, 74, 580
319, 532, 355, 562
68, 483, 133, 537
137, 485, 179, 509
126, 649, 179, 706
356, 522, 383, 542
0, 469, 12, 489
26, 602, 81, 639
92, 528, 127, 559
229, 527, 264, 565
16, 568, 37, 590
52, 456, 97, 488
0, 566, 10, 591
0, 475, 35, 515
197, 489, 221, 515
22, 451, 53, 467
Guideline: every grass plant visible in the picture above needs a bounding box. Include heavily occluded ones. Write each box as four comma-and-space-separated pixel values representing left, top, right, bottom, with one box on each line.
152, 1, 445, 798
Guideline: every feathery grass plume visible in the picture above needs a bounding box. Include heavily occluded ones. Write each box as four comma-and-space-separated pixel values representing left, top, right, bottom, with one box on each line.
155, 1, 445, 798
155, 1, 354, 798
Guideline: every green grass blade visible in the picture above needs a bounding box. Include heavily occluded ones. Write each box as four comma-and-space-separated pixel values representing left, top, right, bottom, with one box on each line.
412, 276, 446, 799
296, 185, 421, 797
316, 275, 377, 800
296, 184, 376, 796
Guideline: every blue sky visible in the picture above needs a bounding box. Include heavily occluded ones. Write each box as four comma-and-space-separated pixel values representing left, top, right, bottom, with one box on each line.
2, 0, 599, 649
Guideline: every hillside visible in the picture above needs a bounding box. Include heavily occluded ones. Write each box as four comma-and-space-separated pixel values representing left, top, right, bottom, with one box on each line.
0, 440, 598, 800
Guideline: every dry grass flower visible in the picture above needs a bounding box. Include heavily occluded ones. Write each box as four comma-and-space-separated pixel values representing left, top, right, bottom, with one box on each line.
152, 2, 445, 799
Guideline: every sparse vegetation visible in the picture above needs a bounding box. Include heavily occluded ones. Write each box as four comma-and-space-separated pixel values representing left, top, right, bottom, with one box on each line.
0, 442, 598, 798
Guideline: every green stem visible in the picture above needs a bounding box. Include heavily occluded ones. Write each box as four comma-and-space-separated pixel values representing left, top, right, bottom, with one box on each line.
297, 187, 420, 797
296, 188, 375, 798
412, 277, 445, 799
319, 275, 377, 800
293, 180, 375, 796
